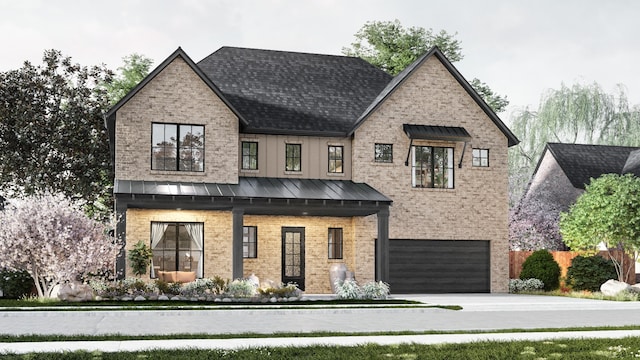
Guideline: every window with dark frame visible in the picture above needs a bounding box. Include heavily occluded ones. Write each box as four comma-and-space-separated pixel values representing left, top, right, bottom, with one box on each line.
412, 146, 454, 188
375, 143, 393, 163
285, 143, 301, 171
328, 228, 343, 259
328, 145, 344, 173
241, 141, 258, 170
150, 222, 203, 278
472, 148, 489, 167
151, 123, 204, 172
243, 226, 257, 258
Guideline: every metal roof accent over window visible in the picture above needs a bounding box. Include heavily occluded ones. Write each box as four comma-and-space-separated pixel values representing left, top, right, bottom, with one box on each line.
402, 124, 472, 142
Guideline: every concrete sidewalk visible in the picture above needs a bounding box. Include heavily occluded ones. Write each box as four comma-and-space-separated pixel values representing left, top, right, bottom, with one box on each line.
1, 294, 640, 354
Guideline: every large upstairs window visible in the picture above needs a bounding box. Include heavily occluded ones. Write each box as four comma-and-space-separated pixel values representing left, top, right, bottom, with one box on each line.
328, 145, 344, 173
152, 123, 204, 172
412, 146, 454, 188
241, 141, 258, 170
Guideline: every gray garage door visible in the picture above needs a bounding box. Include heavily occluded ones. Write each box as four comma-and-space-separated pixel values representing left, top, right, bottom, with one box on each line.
387, 239, 490, 293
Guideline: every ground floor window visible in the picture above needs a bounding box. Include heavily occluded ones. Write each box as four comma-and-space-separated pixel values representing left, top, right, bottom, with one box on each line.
328, 228, 343, 259
243, 226, 257, 258
150, 222, 204, 278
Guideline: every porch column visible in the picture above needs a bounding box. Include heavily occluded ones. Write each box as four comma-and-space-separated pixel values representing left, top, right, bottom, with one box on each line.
115, 200, 127, 280
232, 207, 245, 279
376, 207, 390, 282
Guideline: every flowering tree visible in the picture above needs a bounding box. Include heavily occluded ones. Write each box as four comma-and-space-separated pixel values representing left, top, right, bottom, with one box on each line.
0, 194, 121, 297
509, 197, 566, 251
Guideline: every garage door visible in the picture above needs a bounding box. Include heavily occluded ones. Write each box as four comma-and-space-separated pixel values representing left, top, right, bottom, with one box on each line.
387, 239, 490, 293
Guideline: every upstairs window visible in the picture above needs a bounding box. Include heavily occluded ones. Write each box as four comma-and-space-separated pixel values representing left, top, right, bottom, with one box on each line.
285, 143, 301, 172
472, 148, 489, 167
412, 146, 454, 188
328, 228, 343, 259
241, 142, 258, 170
328, 145, 344, 173
375, 143, 393, 163
152, 123, 204, 172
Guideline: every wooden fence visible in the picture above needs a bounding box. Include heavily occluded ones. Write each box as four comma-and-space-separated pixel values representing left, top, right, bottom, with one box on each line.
509, 250, 636, 285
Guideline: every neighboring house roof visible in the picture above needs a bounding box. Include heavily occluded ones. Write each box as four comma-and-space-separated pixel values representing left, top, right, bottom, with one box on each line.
348, 47, 519, 147
197, 46, 392, 137
544, 143, 640, 189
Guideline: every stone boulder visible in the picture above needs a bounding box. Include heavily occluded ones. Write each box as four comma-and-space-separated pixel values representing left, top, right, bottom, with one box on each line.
600, 279, 631, 297
57, 283, 94, 302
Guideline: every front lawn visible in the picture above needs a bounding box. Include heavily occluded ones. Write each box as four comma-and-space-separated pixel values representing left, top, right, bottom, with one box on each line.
3, 337, 640, 359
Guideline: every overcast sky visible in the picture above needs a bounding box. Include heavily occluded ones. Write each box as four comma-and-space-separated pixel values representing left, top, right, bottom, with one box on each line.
2, 0, 639, 120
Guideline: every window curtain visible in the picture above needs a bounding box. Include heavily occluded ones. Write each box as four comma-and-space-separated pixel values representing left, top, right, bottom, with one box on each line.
150, 223, 168, 278
184, 223, 204, 278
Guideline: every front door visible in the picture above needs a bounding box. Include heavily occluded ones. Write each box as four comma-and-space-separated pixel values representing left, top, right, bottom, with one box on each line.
282, 227, 305, 290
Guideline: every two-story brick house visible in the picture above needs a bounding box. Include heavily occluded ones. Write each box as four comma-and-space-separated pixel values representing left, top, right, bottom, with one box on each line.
106, 46, 518, 293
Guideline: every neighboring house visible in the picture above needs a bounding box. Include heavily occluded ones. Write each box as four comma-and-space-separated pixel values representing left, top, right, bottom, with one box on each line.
105, 46, 519, 294
525, 143, 640, 211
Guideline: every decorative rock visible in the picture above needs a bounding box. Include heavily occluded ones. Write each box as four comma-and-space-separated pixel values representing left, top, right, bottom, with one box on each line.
158, 295, 170, 301
600, 279, 632, 296
121, 296, 133, 301
148, 295, 159, 301
170, 296, 182, 301
57, 283, 94, 302
214, 297, 222, 302
222, 297, 232, 302
190, 297, 199, 302
134, 296, 146, 301
630, 284, 640, 293
270, 297, 278, 303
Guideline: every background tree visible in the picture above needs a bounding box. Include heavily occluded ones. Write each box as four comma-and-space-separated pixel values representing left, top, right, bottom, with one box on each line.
0, 50, 113, 217
343, 19, 509, 113
105, 53, 153, 105
0, 193, 122, 297
559, 173, 640, 282
509, 82, 640, 202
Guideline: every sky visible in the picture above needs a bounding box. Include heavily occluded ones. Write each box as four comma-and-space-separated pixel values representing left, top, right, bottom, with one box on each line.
2, 0, 640, 120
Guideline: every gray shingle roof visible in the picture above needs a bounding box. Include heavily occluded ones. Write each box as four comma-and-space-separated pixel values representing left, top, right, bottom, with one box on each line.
546, 143, 640, 189
197, 47, 392, 136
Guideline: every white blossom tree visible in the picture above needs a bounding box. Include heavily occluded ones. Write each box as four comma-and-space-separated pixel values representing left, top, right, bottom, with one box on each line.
0, 194, 121, 297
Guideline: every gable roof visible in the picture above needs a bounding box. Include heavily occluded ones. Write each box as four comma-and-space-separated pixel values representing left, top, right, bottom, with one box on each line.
348, 47, 519, 147
104, 47, 246, 163
197, 47, 392, 136
544, 143, 640, 189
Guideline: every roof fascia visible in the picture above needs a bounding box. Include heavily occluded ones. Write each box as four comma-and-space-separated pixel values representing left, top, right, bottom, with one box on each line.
348, 46, 520, 147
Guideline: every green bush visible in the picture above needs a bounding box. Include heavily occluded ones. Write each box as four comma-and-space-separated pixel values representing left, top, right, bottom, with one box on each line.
0, 268, 34, 299
519, 250, 560, 291
566, 255, 617, 292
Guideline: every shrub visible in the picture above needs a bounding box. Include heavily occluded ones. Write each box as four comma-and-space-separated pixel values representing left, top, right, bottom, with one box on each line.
334, 279, 362, 299
127, 241, 153, 277
566, 255, 618, 292
361, 281, 390, 300
226, 278, 256, 298
519, 250, 560, 291
0, 268, 34, 299
509, 278, 544, 293
258, 283, 301, 298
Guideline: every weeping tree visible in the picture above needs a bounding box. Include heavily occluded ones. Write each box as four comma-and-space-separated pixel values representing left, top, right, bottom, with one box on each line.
509, 82, 640, 204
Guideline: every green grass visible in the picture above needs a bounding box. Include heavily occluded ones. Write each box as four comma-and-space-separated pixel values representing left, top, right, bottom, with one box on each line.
0, 298, 439, 312
520, 290, 640, 301
3, 338, 640, 359
2, 326, 639, 343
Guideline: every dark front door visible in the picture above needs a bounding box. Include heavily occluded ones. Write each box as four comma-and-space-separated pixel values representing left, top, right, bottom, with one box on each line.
282, 227, 305, 290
